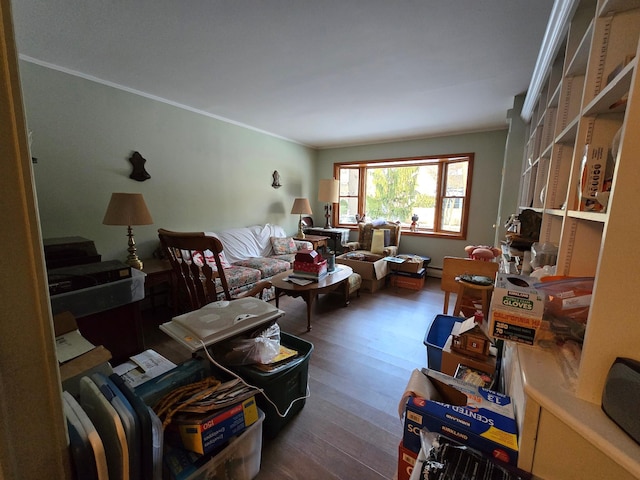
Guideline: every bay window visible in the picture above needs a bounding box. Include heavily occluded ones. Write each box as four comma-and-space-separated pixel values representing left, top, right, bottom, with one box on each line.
334, 153, 473, 238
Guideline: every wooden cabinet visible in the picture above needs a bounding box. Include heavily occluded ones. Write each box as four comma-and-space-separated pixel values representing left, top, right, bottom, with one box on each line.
507, 0, 640, 477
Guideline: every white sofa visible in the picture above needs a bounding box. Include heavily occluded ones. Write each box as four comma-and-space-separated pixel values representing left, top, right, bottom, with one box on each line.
209, 224, 311, 300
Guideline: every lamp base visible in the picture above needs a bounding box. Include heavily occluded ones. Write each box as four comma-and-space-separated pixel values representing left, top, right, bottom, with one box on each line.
126, 255, 143, 270
324, 204, 333, 229
126, 225, 143, 270
297, 216, 305, 238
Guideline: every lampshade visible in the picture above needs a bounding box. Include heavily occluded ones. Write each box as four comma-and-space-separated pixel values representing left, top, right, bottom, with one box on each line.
318, 179, 339, 203
103, 193, 153, 270
103, 193, 153, 226
291, 198, 312, 215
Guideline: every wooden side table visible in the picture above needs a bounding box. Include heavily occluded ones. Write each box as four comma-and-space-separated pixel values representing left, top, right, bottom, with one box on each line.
304, 227, 350, 253
141, 258, 174, 311
294, 234, 329, 252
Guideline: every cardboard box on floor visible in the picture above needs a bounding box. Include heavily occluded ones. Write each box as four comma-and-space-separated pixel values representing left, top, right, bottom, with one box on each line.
336, 253, 389, 292
386, 255, 427, 274
397, 441, 417, 480
54, 311, 112, 395
400, 368, 518, 466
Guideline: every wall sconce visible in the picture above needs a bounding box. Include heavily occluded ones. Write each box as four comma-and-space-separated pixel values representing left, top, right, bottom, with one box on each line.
272, 170, 282, 188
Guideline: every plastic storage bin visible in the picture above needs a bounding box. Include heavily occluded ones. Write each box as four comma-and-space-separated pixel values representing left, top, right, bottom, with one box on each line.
164, 409, 264, 480
50, 267, 146, 317
424, 314, 464, 371
233, 332, 313, 438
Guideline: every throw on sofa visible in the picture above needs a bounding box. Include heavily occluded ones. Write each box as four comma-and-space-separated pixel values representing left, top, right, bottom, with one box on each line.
344, 221, 402, 257
206, 224, 311, 300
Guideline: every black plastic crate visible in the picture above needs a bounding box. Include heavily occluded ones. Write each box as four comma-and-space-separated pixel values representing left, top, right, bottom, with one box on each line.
233, 332, 313, 438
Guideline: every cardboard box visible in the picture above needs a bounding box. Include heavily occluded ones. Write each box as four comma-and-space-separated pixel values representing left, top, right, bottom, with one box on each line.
397, 441, 417, 480
391, 271, 425, 290
165, 410, 264, 480
169, 396, 259, 455
362, 277, 386, 293
441, 335, 497, 377
487, 273, 545, 346
54, 311, 112, 391
336, 253, 389, 282
386, 254, 430, 274
579, 144, 613, 212
402, 369, 518, 465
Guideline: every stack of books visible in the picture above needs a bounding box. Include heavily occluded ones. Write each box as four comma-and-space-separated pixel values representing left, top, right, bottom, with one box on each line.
292, 249, 327, 280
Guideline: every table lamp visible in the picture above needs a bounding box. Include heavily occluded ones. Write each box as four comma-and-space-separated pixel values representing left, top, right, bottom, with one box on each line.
318, 178, 339, 229
103, 192, 153, 270
291, 198, 312, 238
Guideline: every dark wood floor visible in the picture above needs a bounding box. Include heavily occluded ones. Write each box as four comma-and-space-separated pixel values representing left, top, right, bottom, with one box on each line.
142, 277, 447, 480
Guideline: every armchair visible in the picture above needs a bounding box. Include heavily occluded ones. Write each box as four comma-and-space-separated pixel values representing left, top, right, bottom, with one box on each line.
344, 221, 402, 257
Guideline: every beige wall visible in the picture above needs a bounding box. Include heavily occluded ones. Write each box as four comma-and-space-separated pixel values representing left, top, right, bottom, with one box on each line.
19, 61, 317, 262
1, 1, 70, 477
317, 129, 509, 271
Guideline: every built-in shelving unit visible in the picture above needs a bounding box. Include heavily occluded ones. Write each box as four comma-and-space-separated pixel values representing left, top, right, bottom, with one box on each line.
506, 0, 640, 477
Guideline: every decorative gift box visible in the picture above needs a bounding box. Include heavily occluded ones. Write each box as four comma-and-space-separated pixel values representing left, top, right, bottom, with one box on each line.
293, 259, 327, 277
295, 249, 321, 264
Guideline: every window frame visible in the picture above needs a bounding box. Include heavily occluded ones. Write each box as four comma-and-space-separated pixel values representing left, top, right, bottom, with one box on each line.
333, 153, 474, 239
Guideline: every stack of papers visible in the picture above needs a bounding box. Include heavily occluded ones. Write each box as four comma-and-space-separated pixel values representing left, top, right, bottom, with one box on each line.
113, 350, 177, 389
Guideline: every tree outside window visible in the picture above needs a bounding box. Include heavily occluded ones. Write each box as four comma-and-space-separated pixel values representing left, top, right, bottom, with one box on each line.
334, 153, 473, 239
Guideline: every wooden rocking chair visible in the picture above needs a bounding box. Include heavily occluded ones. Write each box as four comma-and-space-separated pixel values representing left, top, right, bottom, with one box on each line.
158, 229, 272, 312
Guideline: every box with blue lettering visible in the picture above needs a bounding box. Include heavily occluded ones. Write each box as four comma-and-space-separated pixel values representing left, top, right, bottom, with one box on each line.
401, 368, 519, 466
488, 273, 546, 346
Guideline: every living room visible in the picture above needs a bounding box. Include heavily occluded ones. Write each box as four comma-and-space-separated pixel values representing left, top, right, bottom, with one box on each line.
4, 1, 640, 479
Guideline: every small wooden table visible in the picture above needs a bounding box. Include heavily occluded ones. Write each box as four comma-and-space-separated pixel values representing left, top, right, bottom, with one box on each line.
141, 258, 174, 311
294, 234, 330, 252
271, 264, 353, 331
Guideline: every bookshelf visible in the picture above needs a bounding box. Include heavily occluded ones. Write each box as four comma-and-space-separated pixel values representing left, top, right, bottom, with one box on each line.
505, 0, 640, 477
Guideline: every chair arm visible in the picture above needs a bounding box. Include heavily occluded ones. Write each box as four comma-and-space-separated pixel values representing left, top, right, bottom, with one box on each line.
235, 280, 273, 300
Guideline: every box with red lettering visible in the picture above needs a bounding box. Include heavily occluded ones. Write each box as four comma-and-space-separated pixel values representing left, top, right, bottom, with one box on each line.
402, 369, 518, 466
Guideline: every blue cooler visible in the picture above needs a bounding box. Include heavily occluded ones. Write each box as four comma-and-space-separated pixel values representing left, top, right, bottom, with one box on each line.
424, 315, 464, 371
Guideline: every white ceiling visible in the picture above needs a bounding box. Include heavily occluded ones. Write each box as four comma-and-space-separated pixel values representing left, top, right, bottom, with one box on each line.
10, 1, 554, 149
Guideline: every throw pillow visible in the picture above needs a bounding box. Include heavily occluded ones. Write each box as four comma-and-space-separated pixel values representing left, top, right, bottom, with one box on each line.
270, 236, 297, 255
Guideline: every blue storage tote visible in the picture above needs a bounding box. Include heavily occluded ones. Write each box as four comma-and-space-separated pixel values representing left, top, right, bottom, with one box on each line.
424, 314, 464, 371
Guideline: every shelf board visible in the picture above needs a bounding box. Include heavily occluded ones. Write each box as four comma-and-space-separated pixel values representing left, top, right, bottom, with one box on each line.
548, 81, 562, 108
565, 20, 594, 77
521, 206, 543, 214
545, 208, 566, 217
518, 346, 640, 479
583, 59, 636, 116
598, 0, 640, 16
555, 116, 580, 144
567, 209, 607, 222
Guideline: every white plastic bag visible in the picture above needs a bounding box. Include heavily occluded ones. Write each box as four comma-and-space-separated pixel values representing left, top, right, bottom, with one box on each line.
217, 323, 281, 365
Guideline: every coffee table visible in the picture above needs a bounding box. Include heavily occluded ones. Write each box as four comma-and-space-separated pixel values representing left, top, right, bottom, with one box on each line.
271, 264, 354, 331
